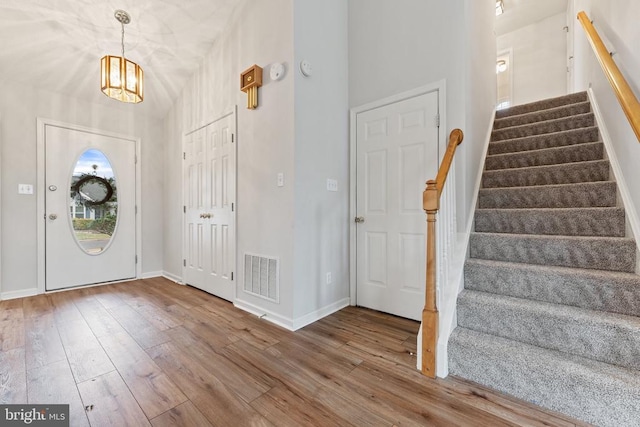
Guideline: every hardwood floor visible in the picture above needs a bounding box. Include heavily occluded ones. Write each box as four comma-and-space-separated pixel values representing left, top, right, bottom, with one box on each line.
0, 277, 590, 426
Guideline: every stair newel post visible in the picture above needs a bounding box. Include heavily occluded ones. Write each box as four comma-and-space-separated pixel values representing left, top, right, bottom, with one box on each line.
422, 179, 439, 378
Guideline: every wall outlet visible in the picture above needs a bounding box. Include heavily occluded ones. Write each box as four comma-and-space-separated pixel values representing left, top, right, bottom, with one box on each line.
326, 272, 332, 284
277, 173, 284, 187
326, 179, 338, 192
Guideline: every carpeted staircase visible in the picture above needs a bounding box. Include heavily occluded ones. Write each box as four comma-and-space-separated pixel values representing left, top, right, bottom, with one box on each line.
448, 92, 640, 427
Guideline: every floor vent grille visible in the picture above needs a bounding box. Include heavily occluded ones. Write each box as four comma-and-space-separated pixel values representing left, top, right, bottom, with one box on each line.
243, 253, 278, 302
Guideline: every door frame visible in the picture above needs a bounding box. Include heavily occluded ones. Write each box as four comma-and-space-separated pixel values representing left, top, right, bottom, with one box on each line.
36, 118, 142, 294
348, 81, 447, 306
181, 107, 238, 301
496, 48, 514, 109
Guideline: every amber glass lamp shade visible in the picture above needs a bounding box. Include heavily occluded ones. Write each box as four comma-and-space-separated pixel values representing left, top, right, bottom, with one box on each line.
101, 55, 144, 103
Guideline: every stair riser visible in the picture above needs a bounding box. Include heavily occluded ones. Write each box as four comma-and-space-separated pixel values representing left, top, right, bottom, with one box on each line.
488, 127, 600, 155
482, 161, 609, 188
478, 182, 617, 209
469, 234, 636, 272
449, 328, 640, 427
495, 92, 589, 119
494, 102, 591, 130
485, 142, 604, 171
464, 260, 640, 317
457, 292, 640, 371
491, 114, 595, 142
474, 208, 625, 237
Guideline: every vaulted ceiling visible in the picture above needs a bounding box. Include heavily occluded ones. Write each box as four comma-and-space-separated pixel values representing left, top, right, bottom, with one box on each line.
1, 0, 570, 119
0, 0, 245, 118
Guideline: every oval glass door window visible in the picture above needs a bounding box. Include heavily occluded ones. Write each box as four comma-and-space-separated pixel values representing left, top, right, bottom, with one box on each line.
69, 149, 118, 254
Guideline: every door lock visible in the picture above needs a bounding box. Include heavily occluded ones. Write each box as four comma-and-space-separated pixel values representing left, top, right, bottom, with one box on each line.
355, 216, 365, 223
199, 213, 213, 219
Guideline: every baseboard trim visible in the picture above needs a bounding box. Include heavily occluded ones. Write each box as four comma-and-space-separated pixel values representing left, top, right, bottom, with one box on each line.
234, 298, 351, 331
291, 298, 351, 331
141, 271, 163, 279
234, 299, 295, 330
1, 288, 38, 301
162, 271, 183, 284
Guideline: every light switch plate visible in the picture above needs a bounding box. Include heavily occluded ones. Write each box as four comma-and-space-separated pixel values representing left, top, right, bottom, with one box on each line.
326, 179, 338, 192
18, 184, 34, 195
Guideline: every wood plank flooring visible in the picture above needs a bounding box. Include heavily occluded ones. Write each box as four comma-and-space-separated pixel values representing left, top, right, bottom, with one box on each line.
0, 278, 590, 426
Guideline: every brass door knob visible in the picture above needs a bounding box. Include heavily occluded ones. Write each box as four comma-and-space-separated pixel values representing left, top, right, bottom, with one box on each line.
355, 216, 365, 223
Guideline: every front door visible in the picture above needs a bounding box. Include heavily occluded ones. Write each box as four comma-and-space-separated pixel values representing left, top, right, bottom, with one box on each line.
45, 124, 136, 291
355, 91, 439, 320
183, 113, 236, 301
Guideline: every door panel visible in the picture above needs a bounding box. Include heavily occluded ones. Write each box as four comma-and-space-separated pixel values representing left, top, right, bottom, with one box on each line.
184, 113, 236, 301
356, 92, 439, 320
45, 125, 136, 290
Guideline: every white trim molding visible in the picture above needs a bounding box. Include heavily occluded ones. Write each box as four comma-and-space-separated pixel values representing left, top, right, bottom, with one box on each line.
1, 288, 38, 301
234, 297, 350, 332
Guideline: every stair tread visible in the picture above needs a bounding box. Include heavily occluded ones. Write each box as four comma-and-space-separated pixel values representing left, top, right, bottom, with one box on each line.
485, 142, 604, 170
478, 181, 617, 209
482, 159, 609, 188
459, 288, 640, 327
449, 327, 640, 427
464, 258, 640, 317
488, 127, 600, 155
494, 101, 591, 129
491, 113, 595, 142
474, 207, 625, 237
458, 289, 640, 371
469, 232, 636, 272
465, 257, 640, 281
495, 92, 589, 119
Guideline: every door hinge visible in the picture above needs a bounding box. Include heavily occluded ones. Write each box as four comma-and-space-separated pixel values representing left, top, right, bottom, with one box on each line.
435, 114, 440, 128
231, 272, 234, 281
183, 205, 186, 213
183, 152, 186, 160
135, 205, 138, 214
232, 134, 235, 143
183, 259, 186, 267
135, 255, 138, 264
135, 155, 138, 164
231, 202, 234, 212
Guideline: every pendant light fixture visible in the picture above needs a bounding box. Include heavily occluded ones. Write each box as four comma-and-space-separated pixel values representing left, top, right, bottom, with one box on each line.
100, 10, 144, 103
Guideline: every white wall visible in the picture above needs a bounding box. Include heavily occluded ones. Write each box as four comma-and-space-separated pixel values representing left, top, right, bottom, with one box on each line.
164, 0, 350, 328
0, 81, 164, 297
349, 0, 466, 132
163, 0, 298, 324
292, 0, 350, 321
571, 0, 640, 243
498, 13, 568, 105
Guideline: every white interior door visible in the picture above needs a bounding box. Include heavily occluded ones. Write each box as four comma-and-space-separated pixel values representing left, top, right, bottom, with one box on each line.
356, 92, 439, 321
184, 113, 236, 301
45, 125, 136, 291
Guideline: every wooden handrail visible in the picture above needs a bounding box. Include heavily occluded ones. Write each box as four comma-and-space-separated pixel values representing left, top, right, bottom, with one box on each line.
577, 11, 640, 142
421, 128, 463, 378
